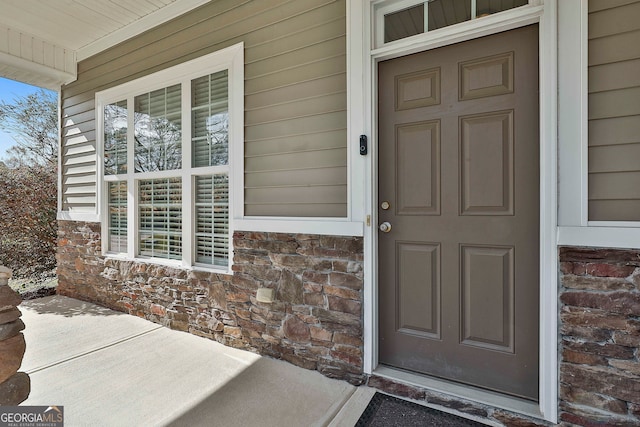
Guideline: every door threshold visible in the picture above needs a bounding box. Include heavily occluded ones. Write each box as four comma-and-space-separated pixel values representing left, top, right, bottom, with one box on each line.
373, 366, 543, 421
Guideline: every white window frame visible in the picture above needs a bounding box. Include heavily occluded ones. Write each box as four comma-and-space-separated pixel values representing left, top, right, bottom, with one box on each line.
96, 42, 244, 274
350, 0, 557, 423
373, 0, 534, 49
557, 0, 640, 248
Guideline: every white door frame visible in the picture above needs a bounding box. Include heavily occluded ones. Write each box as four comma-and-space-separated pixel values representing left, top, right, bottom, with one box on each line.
347, 0, 558, 422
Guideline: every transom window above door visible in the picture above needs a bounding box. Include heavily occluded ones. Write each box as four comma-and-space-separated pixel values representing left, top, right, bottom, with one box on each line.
376, 0, 529, 45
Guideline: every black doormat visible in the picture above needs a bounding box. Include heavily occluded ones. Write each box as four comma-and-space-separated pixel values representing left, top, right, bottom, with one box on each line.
356, 393, 487, 427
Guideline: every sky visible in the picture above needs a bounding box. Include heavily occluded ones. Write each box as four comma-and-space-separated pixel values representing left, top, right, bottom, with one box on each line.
0, 78, 56, 161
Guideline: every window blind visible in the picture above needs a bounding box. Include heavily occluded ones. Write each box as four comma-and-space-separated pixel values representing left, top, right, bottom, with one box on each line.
108, 181, 127, 253
192, 70, 229, 168
139, 178, 182, 260
194, 174, 229, 266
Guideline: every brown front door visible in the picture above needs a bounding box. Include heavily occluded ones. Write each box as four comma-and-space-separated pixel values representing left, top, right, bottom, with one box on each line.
378, 25, 539, 400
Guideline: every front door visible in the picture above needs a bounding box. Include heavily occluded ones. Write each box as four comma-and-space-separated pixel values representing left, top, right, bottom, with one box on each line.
378, 25, 539, 400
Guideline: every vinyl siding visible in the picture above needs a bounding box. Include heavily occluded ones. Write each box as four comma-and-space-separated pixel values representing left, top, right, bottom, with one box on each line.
60, 0, 347, 217
588, 0, 640, 221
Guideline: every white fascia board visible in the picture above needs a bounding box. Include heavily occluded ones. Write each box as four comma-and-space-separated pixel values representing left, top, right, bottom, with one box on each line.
77, 0, 211, 61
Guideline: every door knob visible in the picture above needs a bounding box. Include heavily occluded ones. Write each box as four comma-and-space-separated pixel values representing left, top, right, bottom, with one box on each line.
379, 222, 392, 233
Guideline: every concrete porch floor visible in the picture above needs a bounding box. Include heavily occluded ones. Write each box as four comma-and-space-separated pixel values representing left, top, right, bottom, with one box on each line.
19, 295, 376, 427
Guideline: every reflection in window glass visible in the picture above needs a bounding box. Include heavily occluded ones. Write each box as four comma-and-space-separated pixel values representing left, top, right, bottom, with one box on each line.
134, 85, 182, 172
428, 0, 471, 31
384, 4, 424, 43
476, 0, 528, 17
192, 70, 229, 167
104, 100, 127, 175
382, 0, 530, 44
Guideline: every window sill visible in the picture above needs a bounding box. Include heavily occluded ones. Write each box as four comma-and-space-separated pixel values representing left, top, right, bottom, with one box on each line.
103, 253, 232, 276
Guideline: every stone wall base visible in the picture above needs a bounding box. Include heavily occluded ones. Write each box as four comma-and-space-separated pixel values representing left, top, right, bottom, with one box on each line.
57, 222, 640, 426
57, 221, 366, 385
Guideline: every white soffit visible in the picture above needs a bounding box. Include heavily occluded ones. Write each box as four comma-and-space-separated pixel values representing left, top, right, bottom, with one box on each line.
0, 0, 210, 89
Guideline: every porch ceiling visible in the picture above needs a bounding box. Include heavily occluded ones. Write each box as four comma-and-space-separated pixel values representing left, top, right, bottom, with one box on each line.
0, 0, 210, 90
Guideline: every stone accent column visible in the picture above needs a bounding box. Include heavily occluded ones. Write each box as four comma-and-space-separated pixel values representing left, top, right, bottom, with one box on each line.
0, 265, 30, 405
559, 247, 640, 426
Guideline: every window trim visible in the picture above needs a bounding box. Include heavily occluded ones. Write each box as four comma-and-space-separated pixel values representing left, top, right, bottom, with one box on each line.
96, 42, 243, 273
557, 0, 640, 248
373, 0, 539, 50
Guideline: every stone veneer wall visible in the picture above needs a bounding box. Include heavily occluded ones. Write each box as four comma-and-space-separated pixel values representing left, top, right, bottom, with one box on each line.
57, 221, 365, 384
559, 247, 640, 426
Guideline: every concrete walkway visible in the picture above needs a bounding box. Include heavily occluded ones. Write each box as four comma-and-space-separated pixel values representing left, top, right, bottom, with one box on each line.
19, 295, 375, 427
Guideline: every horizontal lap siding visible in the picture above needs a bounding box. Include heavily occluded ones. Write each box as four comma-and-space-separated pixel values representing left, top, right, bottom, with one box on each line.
60, 97, 97, 212
60, 0, 347, 217
587, 0, 640, 221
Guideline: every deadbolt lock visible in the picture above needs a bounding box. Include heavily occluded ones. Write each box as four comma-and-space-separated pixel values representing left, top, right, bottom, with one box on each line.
381, 201, 390, 210
379, 222, 392, 233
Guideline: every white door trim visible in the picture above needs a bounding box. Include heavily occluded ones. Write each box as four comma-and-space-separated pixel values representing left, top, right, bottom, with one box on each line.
348, 0, 558, 423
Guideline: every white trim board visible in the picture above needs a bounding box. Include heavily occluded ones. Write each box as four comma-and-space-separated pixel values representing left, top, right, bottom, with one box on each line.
350, 0, 558, 423
57, 212, 100, 223
234, 219, 363, 237
557, 0, 588, 227
556, 0, 640, 249
559, 226, 640, 249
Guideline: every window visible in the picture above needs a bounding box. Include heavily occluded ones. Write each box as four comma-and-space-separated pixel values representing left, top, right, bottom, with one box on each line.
98, 43, 243, 271
134, 85, 182, 173
138, 178, 182, 260
378, 0, 529, 45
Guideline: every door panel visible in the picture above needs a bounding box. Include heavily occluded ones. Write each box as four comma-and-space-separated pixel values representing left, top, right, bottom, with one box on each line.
378, 25, 539, 400
460, 110, 513, 215
396, 121, 441, 215
397, 242, 441, 338
460, 244, 514, 352
459, 52, 514, 100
